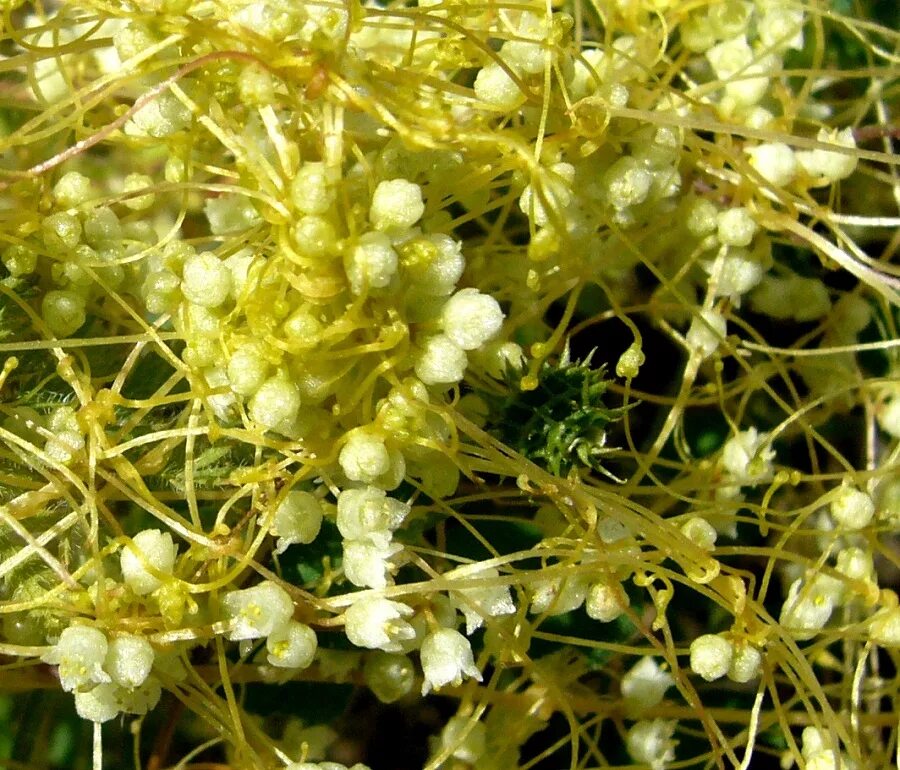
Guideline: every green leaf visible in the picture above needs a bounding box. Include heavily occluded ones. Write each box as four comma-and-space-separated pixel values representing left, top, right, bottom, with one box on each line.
480, 348, 629, 477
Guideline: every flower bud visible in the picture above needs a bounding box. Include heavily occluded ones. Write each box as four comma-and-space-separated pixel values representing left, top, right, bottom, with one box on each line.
689, 634, 733, 681
120, 529, 177, 595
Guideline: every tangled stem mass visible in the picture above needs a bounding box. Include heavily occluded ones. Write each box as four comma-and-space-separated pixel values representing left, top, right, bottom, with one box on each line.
0, 1, 898, 769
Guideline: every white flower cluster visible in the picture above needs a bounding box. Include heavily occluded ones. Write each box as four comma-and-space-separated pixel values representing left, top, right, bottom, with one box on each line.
678, 0, 860, 192
529, 568, 633, 624
682, 0, 802, 119
473, 11, 548, 111
133, 171, 508, 505
23, 173, 156, 338
776, 485, 884, 643
699, 206, 772, 301
221, 580, 317, 670
341, 562, 508, 693
746, 127, 858, 189
518, 129, 683, 245
337, 487, 410, 589
765, 474, 889, 650
529, 523, 632, 623
41, 625, 161, 723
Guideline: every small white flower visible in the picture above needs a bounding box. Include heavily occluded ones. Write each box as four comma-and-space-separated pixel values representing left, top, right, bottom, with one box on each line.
585, 580, 629, 622
834, 547, 875, 583
680, 517, 717, 551
345, 232, 399, 294
420, 628, 482, 694
120, 529, 178, 596
266, 621, 318, 669
779, 577, 835, 638
728, 642, 762, 683
247, 374, 302, 433
369, 179, 425, 232
414, 234, 465, 296
227, 343, 270, 397
344, 597, 416, 652
105, 634, 154, 689
336, 486, 410, 541
117, 676, 162, 716
685, 310, 726, 360
339, 431, 405, 488
830, 483, 874, 530
870, 607, 900, 647
801, 728, 827, 759
603, 156, 653, 210
626, 719, 677, 770
473, 61, 525, 111
746, 142, 798, 187
291, 162, 336, 215
721, 428, 775, 485
518, 163, 576, 226
343, 538, 403, 589
440, 289, 505, 351
415, 334, 468, 385
877, 393, 900, 438
42, 625, 111, 692
340, 431, 389, 477
716, 207, 757, 247
266, 490, 324, 554
221, 580, 294, 641
181, 252, 232, 308
446, 564, 516, 634
622, 657, 674, 711
530, 576, 588, 616
74, 682, 121, 723
705, 249, 766, 299
758, 6, 805, 51
796, 128, 858, 183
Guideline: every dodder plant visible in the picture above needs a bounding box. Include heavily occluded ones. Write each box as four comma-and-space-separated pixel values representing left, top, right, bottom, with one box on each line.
0, 1, 898, 769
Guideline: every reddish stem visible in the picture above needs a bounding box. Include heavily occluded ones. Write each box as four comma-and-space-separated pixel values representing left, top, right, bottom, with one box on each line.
853, 123, 900, 143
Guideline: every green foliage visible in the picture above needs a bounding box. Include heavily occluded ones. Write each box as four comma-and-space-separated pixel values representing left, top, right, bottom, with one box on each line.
481, 350, 627, 477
